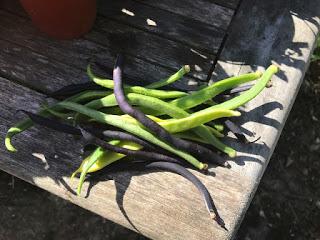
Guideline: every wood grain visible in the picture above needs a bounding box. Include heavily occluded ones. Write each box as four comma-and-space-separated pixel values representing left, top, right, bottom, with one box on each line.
135, 0, 234, 29
0, 9, 215, 82
210, 0, 320, 237
97, 0, 227, 54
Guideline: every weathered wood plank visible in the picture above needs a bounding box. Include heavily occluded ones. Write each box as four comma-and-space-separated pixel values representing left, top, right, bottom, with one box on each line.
135, 0, 234, 29
0, 9, 214, 81
87, 17, 214, 80
0, 76, 251, 239
209, 0, 320, 237
0, 33, 200, 94
0, 0, 228, 56
97, 0, 227, 54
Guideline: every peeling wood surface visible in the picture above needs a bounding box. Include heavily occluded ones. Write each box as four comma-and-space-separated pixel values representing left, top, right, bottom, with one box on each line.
0, 0, 319, 239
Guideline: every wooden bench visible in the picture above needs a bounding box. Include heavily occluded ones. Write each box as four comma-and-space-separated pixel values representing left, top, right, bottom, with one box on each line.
0, 0, 319, 239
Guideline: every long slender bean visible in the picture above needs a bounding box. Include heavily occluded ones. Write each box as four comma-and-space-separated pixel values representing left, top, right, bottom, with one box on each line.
145, 109, 240, 133
120, 109, 239, 133
17, 110, 81, 135
5, 90, 110, 152
145, 65, 190, 89
90, 63, 190, 90
113, 55, 231, 165
72, 140, 139, 178
58, 101, 206, 170
169, 71, 262, 110
49, 82, 104, 98
76, 146, 111, 196
204, 65, 279, 111
133, 161, 226, 229
87, 129, 156, 150
87, 65, 188, 99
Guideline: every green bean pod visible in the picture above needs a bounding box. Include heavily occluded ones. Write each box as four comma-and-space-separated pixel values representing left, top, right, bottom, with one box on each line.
87, 65, 188, 99
123, 109, 240, 133
5, 90, 110, 152
206, 65, 279, 111
170, 71, 263, 110
145, 65, 190, 89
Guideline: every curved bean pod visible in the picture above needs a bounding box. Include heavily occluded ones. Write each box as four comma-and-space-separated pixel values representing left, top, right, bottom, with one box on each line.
133, 161, 226, 229
87, 129, 159, 151
87, 65, 188, 99
170, 71, 262, 110
206, 65, 279, 111
145, 65, 190, 89
5, 90, 110, 152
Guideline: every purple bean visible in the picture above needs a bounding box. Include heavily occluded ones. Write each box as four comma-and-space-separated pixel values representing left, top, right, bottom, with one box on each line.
84, 128, 160, 152
102, 160, 226, 229
48, 82, 104, 99
18, 110, 81, 135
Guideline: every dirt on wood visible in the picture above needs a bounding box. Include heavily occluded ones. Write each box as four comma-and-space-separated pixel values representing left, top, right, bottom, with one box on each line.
0, 60, 319, 240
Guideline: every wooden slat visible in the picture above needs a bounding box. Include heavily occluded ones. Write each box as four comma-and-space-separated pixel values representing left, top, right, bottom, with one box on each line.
88, 17, 214, 80
0, 9, 214, 82
135, 0, 234, 29
209, 0, 320, 237
97, 0, 227, 54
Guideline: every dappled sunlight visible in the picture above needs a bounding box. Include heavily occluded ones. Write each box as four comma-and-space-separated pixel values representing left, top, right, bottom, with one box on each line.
32, 152, 50, 170
121, 8, 135, 17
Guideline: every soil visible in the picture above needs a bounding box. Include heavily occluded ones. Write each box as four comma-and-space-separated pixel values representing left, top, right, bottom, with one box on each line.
0, 60, 319, 240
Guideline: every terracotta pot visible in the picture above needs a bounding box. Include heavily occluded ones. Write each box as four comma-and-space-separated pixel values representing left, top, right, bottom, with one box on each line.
20, 0, 97, 39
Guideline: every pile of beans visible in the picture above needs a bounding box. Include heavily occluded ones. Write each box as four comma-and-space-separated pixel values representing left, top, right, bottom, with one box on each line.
5, 55, 278, 229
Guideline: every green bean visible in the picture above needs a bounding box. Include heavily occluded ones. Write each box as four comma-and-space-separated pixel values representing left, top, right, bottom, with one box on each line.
131, 109, 241, 133
174, 132, 211, 144
5, 90, 110, 152
58, 101, 206, 170
204, 65, 279, 111
75, 140, 122, 196
87, 65, 188, 99
120, 109, 237, 135
170, 71, 262, 110
206, 125, 224, 137
42, 106, 73, 120
71, 140, 133, 178
209, 122, 224, 132
145, 65, 190, 89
